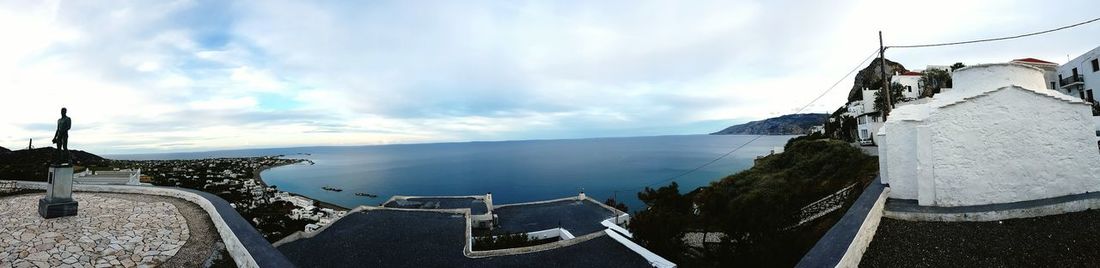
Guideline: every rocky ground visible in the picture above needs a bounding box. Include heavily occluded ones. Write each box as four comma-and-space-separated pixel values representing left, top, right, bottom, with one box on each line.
0, 192, 219, 268
861, 209, 1100, 267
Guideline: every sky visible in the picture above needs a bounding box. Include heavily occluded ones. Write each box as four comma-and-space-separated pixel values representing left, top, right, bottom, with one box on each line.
1, 0, 1098, 154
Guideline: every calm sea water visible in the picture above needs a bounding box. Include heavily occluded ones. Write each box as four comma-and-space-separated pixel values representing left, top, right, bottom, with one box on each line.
110, 135, 794, 211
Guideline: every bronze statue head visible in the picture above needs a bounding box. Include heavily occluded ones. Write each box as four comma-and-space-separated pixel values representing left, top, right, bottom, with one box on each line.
61, 107, 67, 116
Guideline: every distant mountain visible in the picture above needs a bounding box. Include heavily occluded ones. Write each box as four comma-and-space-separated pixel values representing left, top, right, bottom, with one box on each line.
0, 147, 107, 181
711, 113, 828, 135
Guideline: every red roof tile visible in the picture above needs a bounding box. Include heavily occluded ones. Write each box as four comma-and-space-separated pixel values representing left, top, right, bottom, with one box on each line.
1012, 58, 1056, 65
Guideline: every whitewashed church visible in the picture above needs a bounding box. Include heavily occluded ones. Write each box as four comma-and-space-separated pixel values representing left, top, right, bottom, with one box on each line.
878, 63, 1100, 207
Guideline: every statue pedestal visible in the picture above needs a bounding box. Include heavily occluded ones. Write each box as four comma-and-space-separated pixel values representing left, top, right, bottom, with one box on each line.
39, 164, 78, 219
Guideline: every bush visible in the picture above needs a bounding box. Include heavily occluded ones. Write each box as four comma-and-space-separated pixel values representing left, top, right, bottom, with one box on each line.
473, 233, 555, 251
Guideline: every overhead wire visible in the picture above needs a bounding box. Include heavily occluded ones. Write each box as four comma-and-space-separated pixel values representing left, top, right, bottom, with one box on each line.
600, 15, 1100, 197
611, 49, 881, 193
887, 17, 1100, 49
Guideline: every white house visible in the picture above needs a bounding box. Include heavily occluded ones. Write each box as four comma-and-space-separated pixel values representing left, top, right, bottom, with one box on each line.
1056, 47, 1100, 105
890, 70, 924, 100
847, 87, 884, 145
285, 195, 314, 208
878, 63, 1100, 207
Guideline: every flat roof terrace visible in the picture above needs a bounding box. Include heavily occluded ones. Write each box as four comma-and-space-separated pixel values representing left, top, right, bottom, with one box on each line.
860, 208, 1100, 267
276, 209, 653, 268
383, 196, 489, 215
492, 199, 618, 236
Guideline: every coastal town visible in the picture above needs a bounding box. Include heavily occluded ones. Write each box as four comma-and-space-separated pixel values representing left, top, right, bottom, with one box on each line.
107, 156, 347, 242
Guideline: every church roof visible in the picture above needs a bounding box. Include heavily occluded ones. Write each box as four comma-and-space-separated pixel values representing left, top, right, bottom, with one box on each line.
1011, 58, 1057, 65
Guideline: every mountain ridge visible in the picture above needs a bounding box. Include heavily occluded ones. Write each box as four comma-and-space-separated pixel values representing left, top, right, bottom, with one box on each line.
711, 113, 828, 135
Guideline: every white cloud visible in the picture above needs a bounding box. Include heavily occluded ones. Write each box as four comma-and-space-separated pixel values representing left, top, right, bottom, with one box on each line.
0, 0, 1098, 154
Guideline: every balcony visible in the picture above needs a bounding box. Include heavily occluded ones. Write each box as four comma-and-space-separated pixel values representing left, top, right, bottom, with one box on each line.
1060, 75, 1084, 88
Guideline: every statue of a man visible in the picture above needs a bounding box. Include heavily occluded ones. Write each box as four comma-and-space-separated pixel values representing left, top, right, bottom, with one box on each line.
52, 107, 71, 163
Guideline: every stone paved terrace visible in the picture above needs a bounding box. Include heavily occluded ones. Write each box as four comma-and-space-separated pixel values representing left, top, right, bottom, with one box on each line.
383, 197, 489, 215
0, 192, 221, 268
492, 199, 617, 236
277, 209, 652, 268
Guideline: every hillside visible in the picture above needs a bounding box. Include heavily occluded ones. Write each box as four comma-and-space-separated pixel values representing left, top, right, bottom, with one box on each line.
711, 113, 827, 135
0, 146, 8, 153
0, 147, 108, 181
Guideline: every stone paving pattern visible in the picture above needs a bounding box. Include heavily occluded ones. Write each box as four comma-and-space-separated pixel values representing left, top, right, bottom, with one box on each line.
0, 193, 190, 268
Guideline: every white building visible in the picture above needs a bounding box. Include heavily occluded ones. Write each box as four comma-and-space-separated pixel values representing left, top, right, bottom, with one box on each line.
809, 125, 825, 134
1010, 58, 1059, 90
285, 195, 314, 208
847, 87, 884, 145
1056, 47, 1100, 105
878, 63, 1100, 207
890, 71, 923, 100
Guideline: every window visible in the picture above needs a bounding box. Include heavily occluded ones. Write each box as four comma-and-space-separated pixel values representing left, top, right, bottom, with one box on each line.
1080, 91, 1086, 101
1090, 90, 1095, 103
1051, 82, 1056, 89
1093, 59, 1099, 72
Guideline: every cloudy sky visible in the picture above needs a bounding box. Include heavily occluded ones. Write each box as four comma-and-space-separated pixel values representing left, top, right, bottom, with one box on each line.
1, 0, 1098, 154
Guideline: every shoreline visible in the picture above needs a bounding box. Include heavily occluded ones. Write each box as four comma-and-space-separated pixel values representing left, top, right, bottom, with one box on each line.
255, 159, 351, 211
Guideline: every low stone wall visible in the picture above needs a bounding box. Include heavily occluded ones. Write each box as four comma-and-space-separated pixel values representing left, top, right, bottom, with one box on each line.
15, 182, 263, 268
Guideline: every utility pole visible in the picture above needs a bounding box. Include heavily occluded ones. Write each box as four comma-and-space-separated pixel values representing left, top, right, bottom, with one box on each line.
879, 31, 892, 119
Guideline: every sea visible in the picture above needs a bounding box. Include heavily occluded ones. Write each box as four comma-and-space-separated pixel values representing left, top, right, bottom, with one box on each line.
110, 135, 794, 211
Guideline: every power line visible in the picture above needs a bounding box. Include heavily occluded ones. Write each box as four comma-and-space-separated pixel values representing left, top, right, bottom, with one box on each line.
887, 16, 1100, 49
623, 49, 881, 191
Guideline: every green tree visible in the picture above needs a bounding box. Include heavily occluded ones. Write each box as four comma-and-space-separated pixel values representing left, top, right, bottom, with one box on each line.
873, 82, 909, 118
693, 138, 878, 266
920, 69, 952, 98
603, 197, 629, 213
950, 62, 966, 71
629, 182, 692, 262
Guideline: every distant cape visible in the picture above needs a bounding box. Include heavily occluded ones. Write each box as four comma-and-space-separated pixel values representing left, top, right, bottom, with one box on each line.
710, 113, 827, 135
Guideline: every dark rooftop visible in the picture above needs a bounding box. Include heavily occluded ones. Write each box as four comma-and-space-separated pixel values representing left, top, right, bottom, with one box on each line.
276, 209, 652, 268
860, 208, 1100, 267
492, 199, 617, 236
383, 197, 489, 215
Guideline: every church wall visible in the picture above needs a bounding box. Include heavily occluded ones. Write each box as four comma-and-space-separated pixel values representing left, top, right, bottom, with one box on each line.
883, 121, 919, 200
927, 87, 1100, 206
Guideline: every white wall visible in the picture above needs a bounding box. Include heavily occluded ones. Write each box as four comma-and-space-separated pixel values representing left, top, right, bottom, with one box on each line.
881, 63, 1100, 206
891, 75, 922, 100
927, 87, 1100, 206
883, 120, 919, 200
952, 64, 1048, 95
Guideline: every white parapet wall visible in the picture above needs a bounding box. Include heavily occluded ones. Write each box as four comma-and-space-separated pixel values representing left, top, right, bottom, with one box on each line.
836, 187, 890, 268
604, 229, 677, 268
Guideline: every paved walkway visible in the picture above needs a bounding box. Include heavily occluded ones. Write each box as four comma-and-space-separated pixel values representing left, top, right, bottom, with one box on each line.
0, 193, 194, 267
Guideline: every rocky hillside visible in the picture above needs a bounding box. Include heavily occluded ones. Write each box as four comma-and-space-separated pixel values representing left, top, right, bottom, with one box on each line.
711, 113, 828, 135
0, 147, 108, 181
848, 58, 908, 102
0, 146, 8, 153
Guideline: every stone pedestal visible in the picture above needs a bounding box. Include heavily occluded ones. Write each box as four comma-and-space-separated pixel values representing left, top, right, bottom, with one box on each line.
39, 164, 78, 219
